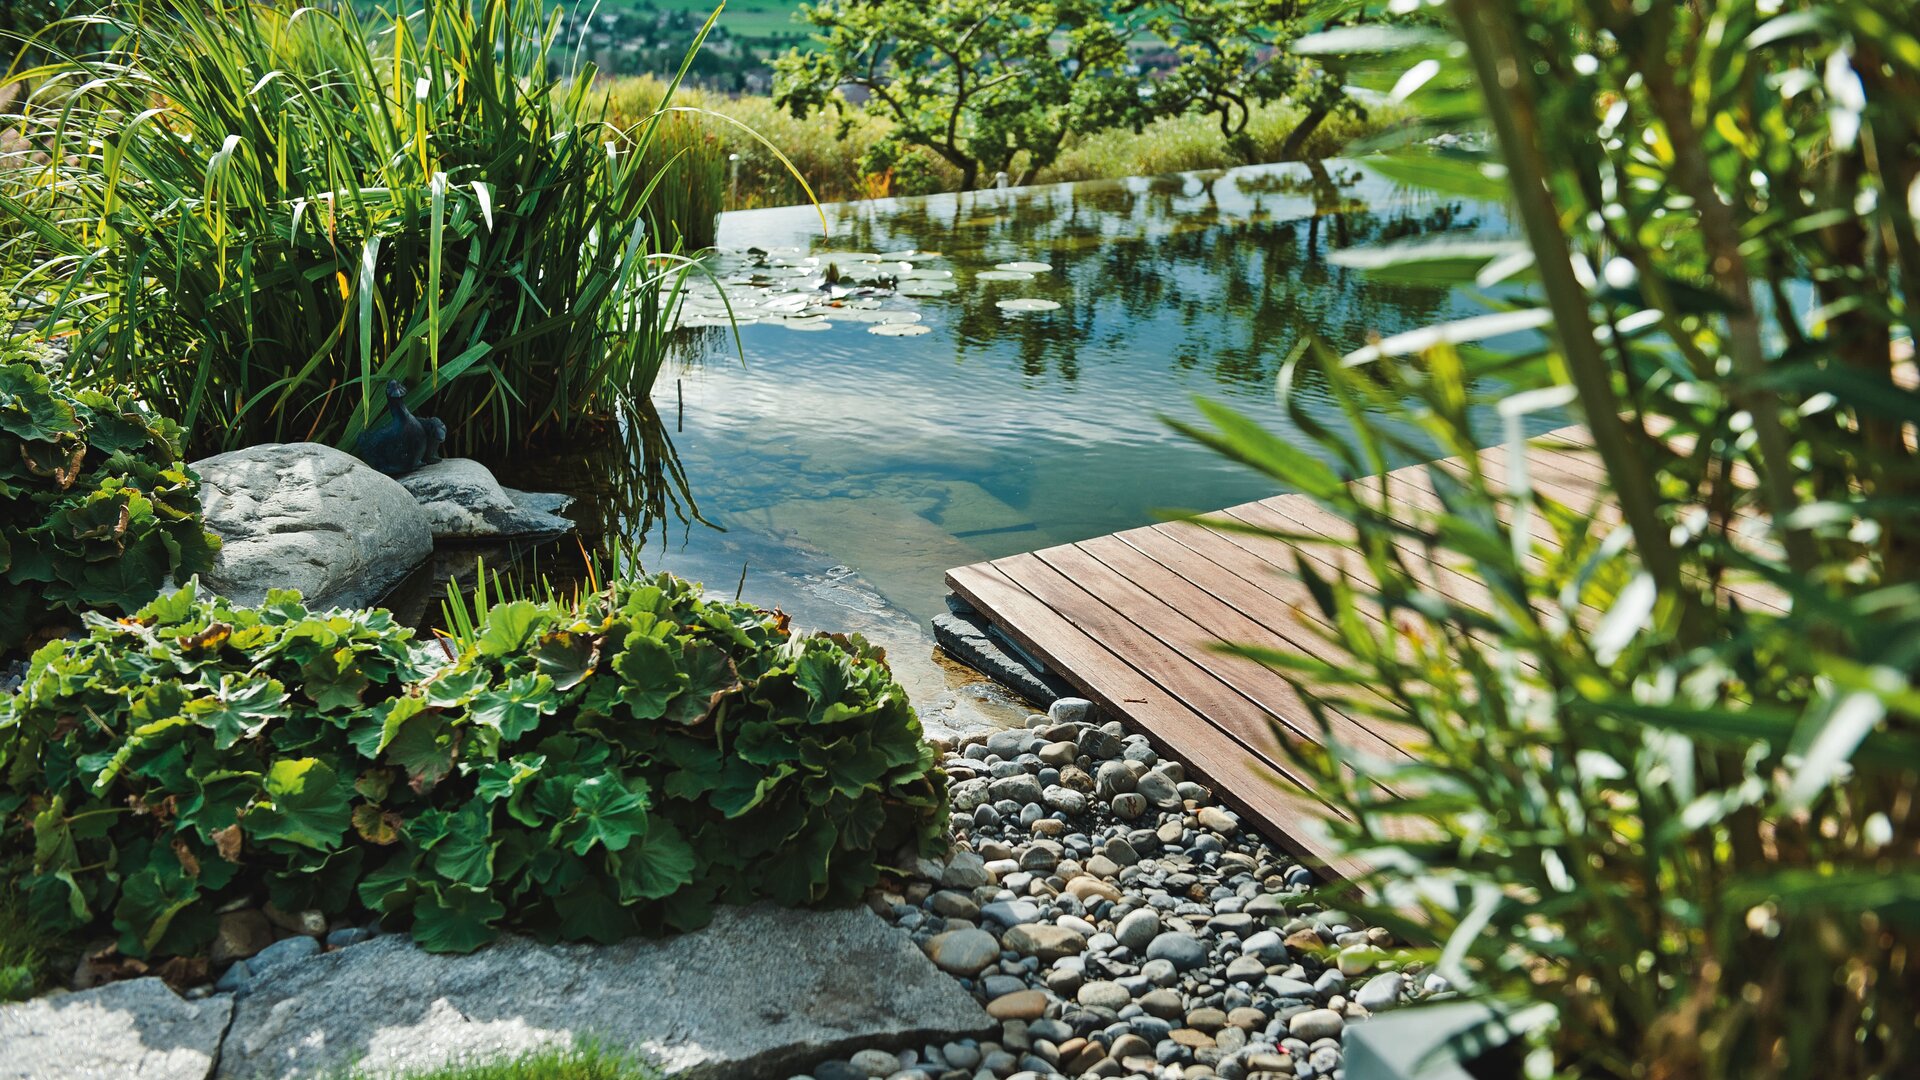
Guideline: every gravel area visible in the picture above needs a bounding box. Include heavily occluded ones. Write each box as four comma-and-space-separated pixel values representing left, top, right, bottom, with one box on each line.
800, 700, 1453, 1080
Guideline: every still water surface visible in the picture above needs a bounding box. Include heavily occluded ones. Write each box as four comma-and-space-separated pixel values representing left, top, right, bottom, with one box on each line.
510, 161, 1513, 733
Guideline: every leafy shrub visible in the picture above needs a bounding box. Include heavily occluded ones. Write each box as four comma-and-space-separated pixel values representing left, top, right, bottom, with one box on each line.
0, 576, 945, 960
0, 880, 48, 999
0, 348, 218, 653
1, 0, 702, 458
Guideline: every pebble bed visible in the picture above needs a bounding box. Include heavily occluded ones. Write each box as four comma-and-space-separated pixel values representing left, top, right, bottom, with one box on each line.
800, 699, 1451, 1080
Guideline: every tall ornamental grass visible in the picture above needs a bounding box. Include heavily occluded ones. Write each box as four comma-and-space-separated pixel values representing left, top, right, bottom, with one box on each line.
1183, 1, 1920, 1077
626, 113, 727, 250
0, 0, 713, 457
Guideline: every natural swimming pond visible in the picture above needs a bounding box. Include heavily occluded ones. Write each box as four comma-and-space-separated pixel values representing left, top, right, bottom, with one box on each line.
502, 160, 1517, 732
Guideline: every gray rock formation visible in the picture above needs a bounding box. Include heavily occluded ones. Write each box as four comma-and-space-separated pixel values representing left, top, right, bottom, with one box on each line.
190, 442, 433, 610
395, 458, 574, 540
0, 978, 232, 1080
931, 611, 1076, 706
214, 905, 994, 1080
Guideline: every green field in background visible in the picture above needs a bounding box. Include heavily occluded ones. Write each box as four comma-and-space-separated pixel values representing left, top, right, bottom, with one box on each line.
600, 0, 807, 41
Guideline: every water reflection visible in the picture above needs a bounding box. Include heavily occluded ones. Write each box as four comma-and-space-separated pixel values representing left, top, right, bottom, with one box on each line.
488, 160, 1520, 735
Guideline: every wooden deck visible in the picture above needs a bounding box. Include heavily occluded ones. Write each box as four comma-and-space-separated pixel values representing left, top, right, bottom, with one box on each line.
944, 426, 1603, 882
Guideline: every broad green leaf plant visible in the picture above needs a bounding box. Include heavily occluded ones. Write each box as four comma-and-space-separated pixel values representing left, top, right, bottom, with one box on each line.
0, 575, 946, 958
1180, 1, 1919, 1077
0, 338, 218, 654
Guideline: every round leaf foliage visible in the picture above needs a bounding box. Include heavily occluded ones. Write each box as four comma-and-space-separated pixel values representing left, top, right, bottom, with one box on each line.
0, 348, 220, 654
0, 575, 947, 962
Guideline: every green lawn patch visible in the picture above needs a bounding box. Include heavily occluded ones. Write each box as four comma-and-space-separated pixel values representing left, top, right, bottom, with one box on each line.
355, 1044, 655, 1080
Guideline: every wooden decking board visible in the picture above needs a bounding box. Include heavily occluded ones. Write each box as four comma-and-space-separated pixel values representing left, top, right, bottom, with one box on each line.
1108, 527, 1426, 747
1223, 499, 1506, 618
1038, 538, 1413, 765
947, 425, 1789, 884
1424, 447, 1789, 614
992, 551, 1340, 790
944, 560, 1372, 880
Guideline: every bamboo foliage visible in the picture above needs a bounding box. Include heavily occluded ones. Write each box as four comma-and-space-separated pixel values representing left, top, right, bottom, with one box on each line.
1177, 2, 1920, 1076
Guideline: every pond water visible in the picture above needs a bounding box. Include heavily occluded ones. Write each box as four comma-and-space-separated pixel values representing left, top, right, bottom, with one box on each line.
503, 160, 1518, 734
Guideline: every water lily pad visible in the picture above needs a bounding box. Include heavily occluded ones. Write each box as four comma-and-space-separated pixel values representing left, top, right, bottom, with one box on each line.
805, 307, 894, 323
815, 251, 882, 263
825, 262, 902, 284
877, 249, 919, 260
897, 281, 958, 296
877, 311, 923, 324
995, 298, 1061, 313
975, 270, 1036, 282
869, 323, 932, 337
680, 315, 747, 328
778, 317, 834, 331
905, 269, 954, 280
995, 261, 1053, 273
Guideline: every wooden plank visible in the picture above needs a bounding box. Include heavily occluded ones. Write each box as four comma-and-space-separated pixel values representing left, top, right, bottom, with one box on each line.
1415, 450, 1789, 615
1047, 537, 1417, 762
944, 422, 1784, 887
945, 561, 1371, 881
1223, 497, 1512, 616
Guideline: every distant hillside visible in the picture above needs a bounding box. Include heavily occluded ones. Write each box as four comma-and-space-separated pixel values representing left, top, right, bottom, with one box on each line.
553, 0, 805, 91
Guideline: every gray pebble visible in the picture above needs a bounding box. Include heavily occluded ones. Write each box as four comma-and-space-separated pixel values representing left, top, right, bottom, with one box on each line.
1048, 697, 1092, 723
1115, 908, 1161, 952
248, 935, 319, 974
1144, 931, 1207, 971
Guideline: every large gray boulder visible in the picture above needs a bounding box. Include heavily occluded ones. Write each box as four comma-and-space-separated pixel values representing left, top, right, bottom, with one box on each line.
214, 905, 994, 1080
190, 442, 433, 610
395, 458, 573, 540
0, 978, 232, 1080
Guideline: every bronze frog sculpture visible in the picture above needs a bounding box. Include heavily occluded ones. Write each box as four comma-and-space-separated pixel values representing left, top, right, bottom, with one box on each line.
353, 380, 446, 477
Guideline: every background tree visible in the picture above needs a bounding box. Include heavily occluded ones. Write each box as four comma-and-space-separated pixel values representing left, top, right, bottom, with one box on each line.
1122, 0, 1360, 164
773, 0, 1139, 190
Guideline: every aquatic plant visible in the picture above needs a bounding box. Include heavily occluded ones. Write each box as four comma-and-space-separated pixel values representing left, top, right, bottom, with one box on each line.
0, 0, 710, 459
0, 342, 218, 654
1186, 2, 1920, 1077
0, 576, 945, 957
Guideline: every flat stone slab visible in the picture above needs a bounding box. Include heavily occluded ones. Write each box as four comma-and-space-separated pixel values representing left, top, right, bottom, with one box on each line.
0, 977, 232, 1080
215, 904, 994, 1080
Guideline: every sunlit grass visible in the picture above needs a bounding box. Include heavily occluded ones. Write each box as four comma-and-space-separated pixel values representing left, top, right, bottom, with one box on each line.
600, 75, 1407, 207
351, 1045, 655, 1080
1041, 101, 1403, 184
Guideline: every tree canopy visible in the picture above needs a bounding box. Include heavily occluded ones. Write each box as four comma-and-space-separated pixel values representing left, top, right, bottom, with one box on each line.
773, 0, 1355, 188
